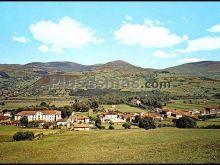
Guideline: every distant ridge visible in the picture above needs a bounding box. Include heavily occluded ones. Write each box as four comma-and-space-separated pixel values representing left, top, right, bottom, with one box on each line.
165, 61, 220, 79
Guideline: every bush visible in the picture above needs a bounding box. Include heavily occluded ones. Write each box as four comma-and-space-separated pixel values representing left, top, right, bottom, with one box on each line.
157, 124, 162, 127
96, 123, 102, 129
109, 125, 114, 130
43, 123, 49, 129
20, 116, 28, 127
122, 122, 131, 129
139, 117, 156, 130
204, 125, 220, 129
13, 131, 34, 141
176, 117, 197, 128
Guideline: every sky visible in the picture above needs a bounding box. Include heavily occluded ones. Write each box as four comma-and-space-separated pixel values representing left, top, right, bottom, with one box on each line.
1, 2, 220, 69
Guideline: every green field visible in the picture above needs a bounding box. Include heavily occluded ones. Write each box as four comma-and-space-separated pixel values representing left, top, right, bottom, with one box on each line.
164, 99, 220, 110
0, 127, 219, 163
0, 98, 72, 112
102, 104, 144, 113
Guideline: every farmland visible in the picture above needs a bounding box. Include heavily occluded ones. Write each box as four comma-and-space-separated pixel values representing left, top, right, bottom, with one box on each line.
0, 127, 219, 164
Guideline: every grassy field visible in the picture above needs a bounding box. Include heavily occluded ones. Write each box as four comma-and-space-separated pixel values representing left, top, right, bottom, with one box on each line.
164, 99, 220, 110
0, 126, 62, 143
0, 127, 219, 163
102, 104, 144, 113
0, 98, 72, 112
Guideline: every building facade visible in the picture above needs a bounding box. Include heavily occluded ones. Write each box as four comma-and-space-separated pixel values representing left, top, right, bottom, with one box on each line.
14, 110, 62, 122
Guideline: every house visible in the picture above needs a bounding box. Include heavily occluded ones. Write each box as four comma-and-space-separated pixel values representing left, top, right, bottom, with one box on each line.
76, 116, 90, 123
3, 111, 12, 117
14, 110, 62, 122
56, 118, 68, 126
205, 107, 218, 114
69, 115, 90, 124
161, 109, 172, 117
0, 116, 11, 125
171, 110, 183, 119
72, 124, 90, 131
141, 112, 163, 121
130, 99, 141, 106
101, 111, 118, 122
121, 112, 135, 122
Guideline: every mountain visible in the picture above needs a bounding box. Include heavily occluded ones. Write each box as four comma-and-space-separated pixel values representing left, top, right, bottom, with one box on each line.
25, 61, 99, 72
165, 61, 220, 80
1, 60, 220, 98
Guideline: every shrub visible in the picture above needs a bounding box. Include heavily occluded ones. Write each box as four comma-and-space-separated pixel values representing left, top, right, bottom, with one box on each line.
43, 123, 49, 129
13, 131, 34, 141
176, 117, 197, 128
96, 123, 102, 129
204, 125, 220, 129
157, 124, 162, 127
122, 122, 131, 129
139, 117, 156, 130
109, 125, 114, 130
20, 116, 28, 127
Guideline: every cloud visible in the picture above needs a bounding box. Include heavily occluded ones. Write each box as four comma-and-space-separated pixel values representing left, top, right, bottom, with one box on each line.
125, 14, 132, 21
207, 24, 220, 32
177, 57, 205, 63
177, 36, 220, 53
12, 36, 31, 43
114, 19, 188, 48
154, 50, 177, 58
29, 16, 104, 53
39, 45, 63, 54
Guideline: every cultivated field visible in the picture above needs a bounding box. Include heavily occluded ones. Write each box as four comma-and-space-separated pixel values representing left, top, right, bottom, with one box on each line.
0, 127, 219, 164
164, 99, 220, 110
102, 104, 144, 113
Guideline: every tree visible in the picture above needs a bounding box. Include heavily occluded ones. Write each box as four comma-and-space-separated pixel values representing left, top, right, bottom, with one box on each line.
133, 115, 141, 123
176, 117, 197, 128
13, 131, 34, 141
20, 116, 28, 127
90, 100, 99, 110
122, 122, 131, 129
95, 117, 102, 129
61, 110, 67, 118
108, 125, 114, 130
40, 101, 47, 107
43, 123, 49, 129
139, 117, 156, 130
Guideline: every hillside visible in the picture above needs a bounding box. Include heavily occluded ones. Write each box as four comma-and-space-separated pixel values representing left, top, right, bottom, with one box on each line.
0, 60, 220, 98
25, 61, 99, 72
165, 61, 220, 80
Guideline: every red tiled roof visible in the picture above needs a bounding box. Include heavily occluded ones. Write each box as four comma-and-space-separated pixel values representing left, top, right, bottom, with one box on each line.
142, 113, 162, 118
77, 116, 89, 120
104, 112, 118, 115
0, 116, 10, 121
16, 110, 61, 116
56, 118, 67, 122
73, 124, 90, 128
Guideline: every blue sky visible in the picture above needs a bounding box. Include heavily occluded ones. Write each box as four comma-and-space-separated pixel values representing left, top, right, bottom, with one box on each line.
1, 2, 220, 69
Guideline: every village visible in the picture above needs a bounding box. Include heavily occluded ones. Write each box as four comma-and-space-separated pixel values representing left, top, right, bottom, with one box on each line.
1, 98, 220, 131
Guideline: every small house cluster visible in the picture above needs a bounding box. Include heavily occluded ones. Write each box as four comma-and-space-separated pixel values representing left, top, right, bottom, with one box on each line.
0, 103, 220, 130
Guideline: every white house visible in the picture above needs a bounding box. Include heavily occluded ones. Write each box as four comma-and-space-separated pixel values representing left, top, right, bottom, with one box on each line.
101, 112, 118, 122
14, 110, 62, 122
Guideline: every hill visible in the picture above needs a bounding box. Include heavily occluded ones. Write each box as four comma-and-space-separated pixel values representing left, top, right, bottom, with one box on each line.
165, 61, 220, 80
0, 60, 220, 98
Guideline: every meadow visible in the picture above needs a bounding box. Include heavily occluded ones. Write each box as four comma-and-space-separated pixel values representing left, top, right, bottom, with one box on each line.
0, 126, 219, 163
164, 99, 220, 110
